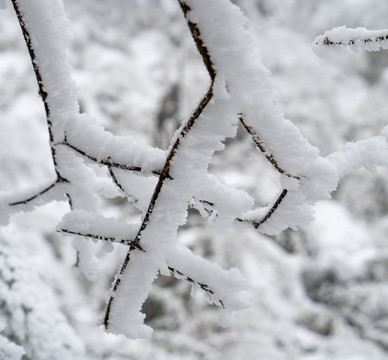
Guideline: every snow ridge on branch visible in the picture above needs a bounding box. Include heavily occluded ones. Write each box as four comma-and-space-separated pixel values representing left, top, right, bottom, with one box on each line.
314, 26, 388, 52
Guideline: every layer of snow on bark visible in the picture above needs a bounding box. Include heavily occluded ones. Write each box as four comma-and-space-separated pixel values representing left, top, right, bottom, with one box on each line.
314, 26, 388, 52
16, 0, 79, 138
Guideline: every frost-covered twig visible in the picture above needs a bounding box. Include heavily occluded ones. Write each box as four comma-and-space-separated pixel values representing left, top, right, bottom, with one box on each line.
8, 180, 59, 207
313, 27, 388, 173
237, 189, 288, 229
314, 26, 388, 52
178, 1, 216, 81
59, 229, 140, 248
239, 115, 300, 179
58, 210, 140, 242
11, 0, 62, 181
7, 0, 71, 209
57, 136, 164, 176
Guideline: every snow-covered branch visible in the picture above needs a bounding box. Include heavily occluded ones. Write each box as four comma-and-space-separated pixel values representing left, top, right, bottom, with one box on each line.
3, 0, 388, 342
102, 31, 219, 335
239, 115, 300, 179
314, 26, 388, 52
10, 0, 61, 179
313, 27, 388, 177
58, 135, 163, 176
58, 210, 140, 247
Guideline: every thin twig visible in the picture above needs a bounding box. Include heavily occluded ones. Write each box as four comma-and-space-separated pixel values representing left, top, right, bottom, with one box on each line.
59, 228, 142, 249
11, 0, 63, 180
8, 177, 68, 206
9, 182, 56, 206
107, 161, 139, 204
178, 1, 216, 81
168, 266, 225, 308
59, 138, 163, 176
239, 115, 300, 179
237, 189, 288, 229
65, 193, 73, 210
320, 34, 388, 46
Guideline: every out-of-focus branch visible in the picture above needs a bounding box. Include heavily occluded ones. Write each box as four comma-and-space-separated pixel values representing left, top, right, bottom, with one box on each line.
167, 266, 224, 308
8, 181, 58, 206
314, 26, 388, 52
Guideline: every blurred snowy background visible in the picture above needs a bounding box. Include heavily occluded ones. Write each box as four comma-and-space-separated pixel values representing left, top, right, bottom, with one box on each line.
1, 0, 388, 359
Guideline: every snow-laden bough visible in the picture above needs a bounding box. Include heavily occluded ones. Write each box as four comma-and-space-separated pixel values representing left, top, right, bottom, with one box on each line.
1, 0, 387, 339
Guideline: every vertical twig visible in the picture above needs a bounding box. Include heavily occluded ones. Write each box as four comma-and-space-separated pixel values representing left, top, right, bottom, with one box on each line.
11, 0, 65, 182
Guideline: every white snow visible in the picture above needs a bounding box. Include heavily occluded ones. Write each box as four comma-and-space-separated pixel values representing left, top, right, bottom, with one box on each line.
0, 322, 25, 360
1, 0, 388, 355
314, 26, 388, 52
58, 210, 140, 243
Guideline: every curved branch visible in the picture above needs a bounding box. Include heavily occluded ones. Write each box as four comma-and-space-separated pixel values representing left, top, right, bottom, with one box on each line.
11, 0, 62, 180
8, 182, 56, 207
8, 177, 69, 207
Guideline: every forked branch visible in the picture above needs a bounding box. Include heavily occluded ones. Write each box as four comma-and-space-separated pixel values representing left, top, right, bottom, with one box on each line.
103, 2, 217, 327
